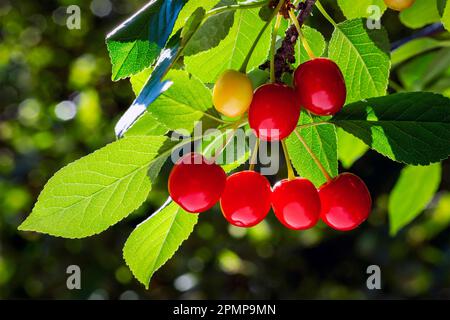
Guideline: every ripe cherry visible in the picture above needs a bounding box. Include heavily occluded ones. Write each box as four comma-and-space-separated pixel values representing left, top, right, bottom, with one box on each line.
220, 171, 272, 228
384, 0, 415, 11
294, 58, 346, 116
248, 83, 300, 141
318, 173, 372, 231
213, 70, 254, 118
168, 153, 226, 213
271, 178, 321, 230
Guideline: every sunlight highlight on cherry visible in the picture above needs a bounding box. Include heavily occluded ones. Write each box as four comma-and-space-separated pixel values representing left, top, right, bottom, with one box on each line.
220, 171, 272, 228
318, 173, 372, 231
249, 83, 300, 141
272, 178, 321, 230
294, 58, 346, 116
168, 153, 226, 213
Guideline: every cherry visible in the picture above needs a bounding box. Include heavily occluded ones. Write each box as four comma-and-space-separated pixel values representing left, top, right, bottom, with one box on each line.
168, 153, 226, 213
272, 178, 321, 230
318, 173, 372, 231
213, 70, 254, 118
220, 171, 272, 228
248, 83, 300, 141
293, 58, 346, 116
384, 0, 415, 11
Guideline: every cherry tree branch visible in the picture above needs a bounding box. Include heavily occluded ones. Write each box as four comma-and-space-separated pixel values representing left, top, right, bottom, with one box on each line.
260, 0, 317, 81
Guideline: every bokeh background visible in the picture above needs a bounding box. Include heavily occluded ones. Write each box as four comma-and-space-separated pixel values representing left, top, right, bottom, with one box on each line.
1, 0, 450, 299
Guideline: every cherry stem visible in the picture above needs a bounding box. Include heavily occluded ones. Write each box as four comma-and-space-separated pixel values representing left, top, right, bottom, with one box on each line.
281, 139, 296, 180
241, 0, 286, 73
296, 121, 331, 129
288, 9, 315, 60
270, 13, 283, 83
212, 118, 246, 162
315, 1, 337, 27
294, 128, 332, 182
249, 139, 260, 171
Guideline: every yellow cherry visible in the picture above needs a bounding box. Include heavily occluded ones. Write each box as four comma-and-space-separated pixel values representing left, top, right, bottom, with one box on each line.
213, 70, 253, 118
384, 0, 415, 11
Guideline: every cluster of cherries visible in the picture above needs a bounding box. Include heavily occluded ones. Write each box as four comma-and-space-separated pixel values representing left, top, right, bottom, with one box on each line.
168, 57, 372, 232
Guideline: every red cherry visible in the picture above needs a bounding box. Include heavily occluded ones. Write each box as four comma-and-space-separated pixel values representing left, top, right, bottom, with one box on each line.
168, 153, 226, 213
248, 83, 300, 141
271, 178, 321, 230
294, 58, 346, 116
318, 173, 372, 231
220, 171, 272, 227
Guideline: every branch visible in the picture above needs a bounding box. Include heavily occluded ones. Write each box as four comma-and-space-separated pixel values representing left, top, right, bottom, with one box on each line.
391, 23, 445, 51
260, 0, 317, 82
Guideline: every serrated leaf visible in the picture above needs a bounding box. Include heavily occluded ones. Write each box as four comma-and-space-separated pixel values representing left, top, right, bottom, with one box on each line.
295, 26, 326, 66
331, 92, 450, 165
149, 70, 218, 133
389, 163, 442, 235
184, 0, 236, 56
337, 128, 369, 168
337, 0, 387, 19
115, 36, 180, 138
19, 136, 171, 238
286, 112, 338, 187
185, 8, 271, 83
106, 0, 187, 81
123, 201, 198, 288
130, 68, 153, 96
399, 0, 441, 29
328, 19, 391, 104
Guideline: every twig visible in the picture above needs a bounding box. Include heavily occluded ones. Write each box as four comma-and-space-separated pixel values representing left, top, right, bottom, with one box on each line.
259, 0, 317, 82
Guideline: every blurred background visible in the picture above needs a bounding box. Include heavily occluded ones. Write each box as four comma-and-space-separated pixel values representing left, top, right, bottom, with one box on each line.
1, 0, 449, 299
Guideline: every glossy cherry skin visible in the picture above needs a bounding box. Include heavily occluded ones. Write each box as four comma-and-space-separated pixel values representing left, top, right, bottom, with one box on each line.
248, 83, 300, 141
168, 153, 226, 213
318, 173, 372, 231
294, 58, 346, 116
384, 0, 415, 11
213, 70, 254, 118
271, 178, 321, 230
220, 171, 272, 228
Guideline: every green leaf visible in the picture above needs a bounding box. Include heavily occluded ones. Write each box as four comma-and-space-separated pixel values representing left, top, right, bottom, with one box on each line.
123, 201, 198, 288
172, 0, 219, 36
184, 0, 236, 56
442, 0, 450, 31
295, 26, 326, 66
180, 7, 206, 45
337, 128, 369, 168
149, 70, 218, 133
328, 19, 391, 104
202, 130, 250, 173
391, 38, 450, 67
286, 112, 338, 187
399, 0, 441, 29
124, 112, 168, 137
398, 51, 437, 91
19, 136, 170, 238
337, 0, 387, 19
185, 8, 271, 83
389, 163, 442, 235
115, 36, 181, 137
130, 68, 153, 96
106, 0, 187, 81
331, 92, 450, 165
